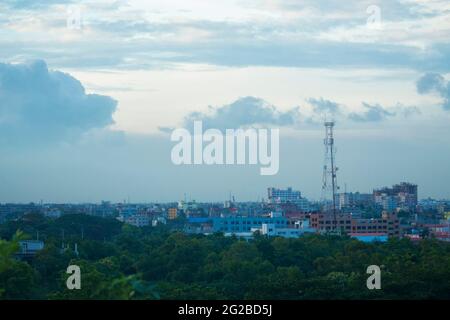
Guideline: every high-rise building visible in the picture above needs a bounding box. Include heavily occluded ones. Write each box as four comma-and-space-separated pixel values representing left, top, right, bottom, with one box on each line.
267, 187, 302, 203
382, 195, 398, 212
373, 182, 418, 211
336, 192, 373, 209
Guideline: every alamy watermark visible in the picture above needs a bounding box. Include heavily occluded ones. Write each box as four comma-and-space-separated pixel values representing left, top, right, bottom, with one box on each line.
366, 265, 381, 290
66, 265, 81, 290
366, 5, 382, 30
170, 121, 279, 175
66, 5, 82, 30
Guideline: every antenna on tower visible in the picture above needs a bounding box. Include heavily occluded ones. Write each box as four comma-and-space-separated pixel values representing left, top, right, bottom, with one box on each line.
321, 120, 339, 232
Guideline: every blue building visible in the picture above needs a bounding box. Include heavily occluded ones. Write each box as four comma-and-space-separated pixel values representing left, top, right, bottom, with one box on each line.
212, 216, 288, 233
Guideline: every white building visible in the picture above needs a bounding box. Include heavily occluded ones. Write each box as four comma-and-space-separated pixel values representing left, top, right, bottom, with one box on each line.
118, 214, 150, 227
259, 220, 315, 238
152, 216, 167, 227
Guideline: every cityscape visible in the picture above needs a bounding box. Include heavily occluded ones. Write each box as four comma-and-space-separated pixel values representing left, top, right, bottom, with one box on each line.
5, 181, 450, 247
5, 122, 450, 256
1, 0, 450, 305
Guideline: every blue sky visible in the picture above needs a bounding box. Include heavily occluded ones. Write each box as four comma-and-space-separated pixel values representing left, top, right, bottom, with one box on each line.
0, 0, 449, 202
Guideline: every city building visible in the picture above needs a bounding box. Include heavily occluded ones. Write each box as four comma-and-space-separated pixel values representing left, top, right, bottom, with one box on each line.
185, 217, 214, 234
382, 195, 398, 212
17, 240, 44, 257
117, 214, 150, 227
267, 187, 313, 212
337, 192, 373, 209
168, 207, 178, 220
373, 182, 418, 211
268, 187, 301, 203
152, 217, 167, 227
212, 215, 289, 233
220, 220, 315, 240
259, 220, 315, 238
120, 206, 139, 216
178, 200, 205, 218
426, 223, 450, 242
310, 211, 400, 237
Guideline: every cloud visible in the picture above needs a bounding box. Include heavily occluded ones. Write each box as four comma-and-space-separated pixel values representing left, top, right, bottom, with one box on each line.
305, 98, 418, 124
399, 105, 421, 117
416, 72, 450, 110
348, 102, 396, 122
171, 96, 420, 133
0, 60, 117, 145
417, 73, 445, 94
307, 97, 342, 116
1, 1, 450, 72
179, 96, 301, 130
158, 126, 175, 134
1, 0, 72, 9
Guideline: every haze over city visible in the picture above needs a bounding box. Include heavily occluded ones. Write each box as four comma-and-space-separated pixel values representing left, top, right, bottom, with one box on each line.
0, 0, 450, 202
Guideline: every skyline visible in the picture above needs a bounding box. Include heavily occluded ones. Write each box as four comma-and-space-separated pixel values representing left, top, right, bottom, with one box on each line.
0, 1, 449, 202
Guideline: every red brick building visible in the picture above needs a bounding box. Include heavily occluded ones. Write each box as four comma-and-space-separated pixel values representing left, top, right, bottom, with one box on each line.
310, 211, 400, 237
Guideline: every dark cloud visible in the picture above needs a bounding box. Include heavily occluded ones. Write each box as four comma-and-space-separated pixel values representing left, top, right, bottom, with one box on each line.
416, 73, 450, 110
348, 102, 396, 122
0, 60, 117, 145
181, 96, 301, 130
417, 73, 445, 94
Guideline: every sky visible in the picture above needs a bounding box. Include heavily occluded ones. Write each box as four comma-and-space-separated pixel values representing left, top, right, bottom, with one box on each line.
0, 0, 449, 203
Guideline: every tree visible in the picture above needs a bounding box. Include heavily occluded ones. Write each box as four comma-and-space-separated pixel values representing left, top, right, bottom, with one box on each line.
0, 231, 38, 299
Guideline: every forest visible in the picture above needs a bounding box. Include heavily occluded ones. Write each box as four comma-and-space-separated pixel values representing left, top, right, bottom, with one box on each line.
1, 213, 450, 300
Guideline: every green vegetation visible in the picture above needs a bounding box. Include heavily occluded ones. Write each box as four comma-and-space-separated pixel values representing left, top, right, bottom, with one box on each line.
0, 213, 450, 300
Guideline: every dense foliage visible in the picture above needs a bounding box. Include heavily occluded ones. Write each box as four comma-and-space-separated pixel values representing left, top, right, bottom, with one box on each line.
1, 213, 450, 300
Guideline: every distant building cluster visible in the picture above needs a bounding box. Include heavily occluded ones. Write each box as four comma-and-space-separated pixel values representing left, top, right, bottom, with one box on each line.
116, 204, 168, 227
1, 181, 449, 243
373, 182, 418, 212
181, 183, 449, 242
